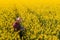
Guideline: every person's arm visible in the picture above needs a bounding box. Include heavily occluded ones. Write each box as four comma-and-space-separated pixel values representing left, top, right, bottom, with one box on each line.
13, 21, 17, 31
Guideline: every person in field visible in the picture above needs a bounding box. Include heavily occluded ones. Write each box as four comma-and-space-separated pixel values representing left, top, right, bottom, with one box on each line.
13, 17, 25, 40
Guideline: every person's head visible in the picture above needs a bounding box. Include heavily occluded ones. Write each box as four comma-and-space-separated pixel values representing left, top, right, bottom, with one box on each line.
16, 17, 21, 22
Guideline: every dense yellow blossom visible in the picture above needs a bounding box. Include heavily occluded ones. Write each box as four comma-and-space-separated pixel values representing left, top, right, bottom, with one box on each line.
0, 0, 60, 40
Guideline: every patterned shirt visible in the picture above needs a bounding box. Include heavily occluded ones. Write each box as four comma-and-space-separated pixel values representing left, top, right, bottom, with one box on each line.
13, 21, 24, 31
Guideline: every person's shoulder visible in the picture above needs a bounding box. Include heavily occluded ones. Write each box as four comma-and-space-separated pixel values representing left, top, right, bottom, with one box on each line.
13, 21, 17, 25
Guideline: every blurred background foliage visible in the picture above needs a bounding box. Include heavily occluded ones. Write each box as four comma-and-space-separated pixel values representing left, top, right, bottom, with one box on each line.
0, 5, 60, 40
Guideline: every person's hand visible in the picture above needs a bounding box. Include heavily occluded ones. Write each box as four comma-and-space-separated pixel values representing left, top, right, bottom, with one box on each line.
14, 28, 18, 32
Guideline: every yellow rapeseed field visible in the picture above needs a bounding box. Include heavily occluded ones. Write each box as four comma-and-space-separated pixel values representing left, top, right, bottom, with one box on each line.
0, 0, 60, 40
